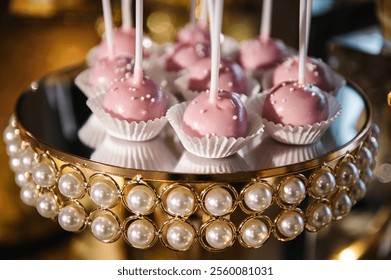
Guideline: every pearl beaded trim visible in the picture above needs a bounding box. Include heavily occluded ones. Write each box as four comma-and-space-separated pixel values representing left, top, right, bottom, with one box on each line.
3, 115, 379, 252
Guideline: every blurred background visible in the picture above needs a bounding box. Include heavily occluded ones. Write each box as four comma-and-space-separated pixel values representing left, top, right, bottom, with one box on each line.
1, 0, 391, 260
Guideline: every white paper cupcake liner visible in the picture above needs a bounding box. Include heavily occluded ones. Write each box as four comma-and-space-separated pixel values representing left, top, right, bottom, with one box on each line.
173, 72, 260, 104
86, 92, 178, 142
91, 135, 177, 171
175, 151, 249, 173
78, 114, 107, 149
74, 69, 106, 98
166, 102, 264, 158
251, 93, 342, 145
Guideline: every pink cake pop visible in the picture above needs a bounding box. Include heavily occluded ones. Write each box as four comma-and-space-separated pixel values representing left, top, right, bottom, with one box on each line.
272, 56, 337, 92
103, 0, 167, 123
165, 42, 210, 72
238, 0, 287, 72
262, 0, 329, 127
88, 56, 133, 88
187, 57, 247, 94
103, 76, 167, 122
182, 0, 248, 138
98, 28, 136, 59
261, 82, 328, 126
176, 0, 210, 45
183, 90, 247, 137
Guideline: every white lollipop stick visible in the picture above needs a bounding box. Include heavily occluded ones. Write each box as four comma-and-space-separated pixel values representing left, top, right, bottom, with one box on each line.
207, 0, 214, 36
260, 0, 272, 41
190, 0, 197, 26
133, 0, 144, 85
209, 0, 223, 103
298, 0, 308, 85
306, 0, 312, 51
102, 0, 115, 59
199, 0, 208, 24
122, 0, 133, 31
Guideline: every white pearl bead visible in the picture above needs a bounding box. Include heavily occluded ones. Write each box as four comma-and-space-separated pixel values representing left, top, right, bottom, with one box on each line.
360, 167, 374, 186
356, 147, 373, 169
9, 157, 21, 172
58, 172, 85, 199
350, 179, 366, 204
166, 221, 195, 250
6, 138, 23, 157
371, 124, 380, 139
3, 125, 19, 144
126, 185, 155, 215
332, 191, 352, 219
205, 220, 234, 249
306, 203, 332, 231
366, 137, 379, 155
166, 187, 195, 216
336, 162, 359, 187
244, 183, 273, 212
279, 177, 306, 205
58, 204, 86, 232
20, 184, 39, 206
15, 171, 30, 188
90, 180, 118, 208
8, 115, 17, 127
277, 211, 304, 238
19, 147, 36, 172
310, 170, 336, 197
36, 192, 59, 219
204, 188, 233, 216
32, 162, 56, 188
240, 219, 269, 248
91, 213, 120, 241
127, 219, 155, 248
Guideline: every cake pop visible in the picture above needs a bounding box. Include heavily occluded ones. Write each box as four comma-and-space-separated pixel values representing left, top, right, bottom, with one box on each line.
260, 0, 340, 145
187, 57, 247, 94
176, 0, 210, 45
272, 56, 337, 92
103, 0, 167, 123
88, 56, 133, 89
261, 82, 328, 126
182, 0, 248, 138
165, 42, 210, 72
238, 0, 287, 73
98, 0, 136, 59
183, 90, 247, 137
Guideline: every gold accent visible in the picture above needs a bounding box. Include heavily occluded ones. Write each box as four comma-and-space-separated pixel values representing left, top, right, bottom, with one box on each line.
4, 103, 380, 251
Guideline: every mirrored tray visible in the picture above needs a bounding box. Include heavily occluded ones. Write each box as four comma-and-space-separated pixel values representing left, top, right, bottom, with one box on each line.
5, 63, 380, 252
16, 64, 371, 182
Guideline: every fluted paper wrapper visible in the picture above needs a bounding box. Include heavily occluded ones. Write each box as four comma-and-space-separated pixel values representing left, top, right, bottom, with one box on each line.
91, 135, 176, 171
248, 93, 342, 145
175, 151, 249, 173
166, 102, 264, 158
86, 92, 177, 142
78, 114, 107, 149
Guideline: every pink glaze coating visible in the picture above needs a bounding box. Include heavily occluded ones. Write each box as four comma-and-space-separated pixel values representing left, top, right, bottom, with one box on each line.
88, 56, 133, 88
182, 90, 248, 138
103, 76, 167, 123
272, 56, 336, 92
238, 37, 286, 72
262, 82, 328, 126
176, 23, 210, 45
165, 42, 210, 72
188, 58, 247, 94
98, 28, 136, 59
